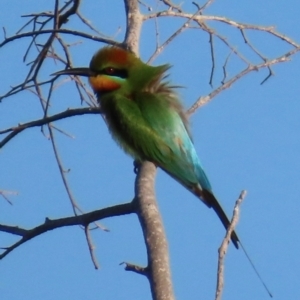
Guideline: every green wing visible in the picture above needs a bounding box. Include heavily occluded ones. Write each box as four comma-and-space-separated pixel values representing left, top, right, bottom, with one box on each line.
103, 92, 211, 191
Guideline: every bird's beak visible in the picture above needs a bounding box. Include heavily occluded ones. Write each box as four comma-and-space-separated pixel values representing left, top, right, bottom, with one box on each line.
52, 67, 93, 77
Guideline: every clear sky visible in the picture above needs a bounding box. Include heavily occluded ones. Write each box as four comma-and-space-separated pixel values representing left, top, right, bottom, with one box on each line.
1, 0, 299, 299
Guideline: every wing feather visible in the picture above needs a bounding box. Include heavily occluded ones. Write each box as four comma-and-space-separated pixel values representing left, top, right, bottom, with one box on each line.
135, 92, 212, 192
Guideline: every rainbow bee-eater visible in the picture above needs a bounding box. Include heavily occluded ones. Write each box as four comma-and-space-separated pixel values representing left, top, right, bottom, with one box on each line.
55, 46, 239, 248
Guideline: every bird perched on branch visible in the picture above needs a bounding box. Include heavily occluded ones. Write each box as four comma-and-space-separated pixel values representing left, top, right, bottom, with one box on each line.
55, 46, 239, 248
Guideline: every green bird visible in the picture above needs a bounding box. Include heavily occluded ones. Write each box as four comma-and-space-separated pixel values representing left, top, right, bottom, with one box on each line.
55, 46, 239, 248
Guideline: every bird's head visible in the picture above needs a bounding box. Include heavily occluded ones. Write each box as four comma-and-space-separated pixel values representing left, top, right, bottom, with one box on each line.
54, 46, 169, 95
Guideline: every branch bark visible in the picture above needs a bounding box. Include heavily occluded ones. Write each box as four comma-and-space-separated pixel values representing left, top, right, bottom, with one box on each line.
123, 2, 175, 299
134, 162, 174, 300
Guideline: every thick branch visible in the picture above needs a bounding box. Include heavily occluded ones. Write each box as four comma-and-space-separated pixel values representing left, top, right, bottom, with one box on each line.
134, 162, 174, 300
123, 2, 174, 299
124, 0, 143, 54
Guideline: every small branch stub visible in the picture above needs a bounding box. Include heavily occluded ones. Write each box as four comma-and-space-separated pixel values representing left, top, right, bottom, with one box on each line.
121, 262, 148, 276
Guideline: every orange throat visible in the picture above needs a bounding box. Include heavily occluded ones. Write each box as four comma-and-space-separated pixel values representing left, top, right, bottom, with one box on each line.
89, 76, 121, 93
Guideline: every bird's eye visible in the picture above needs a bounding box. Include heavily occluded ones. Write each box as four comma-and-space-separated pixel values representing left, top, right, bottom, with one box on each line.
101, 67, 128, 79
103, 67, 115, 75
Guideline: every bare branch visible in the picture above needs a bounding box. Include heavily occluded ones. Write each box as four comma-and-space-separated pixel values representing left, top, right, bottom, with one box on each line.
0, 190, 18, 205
48, 123, 81, 215
0, 107, 101, 149
187, 49, 297, 114
221, 52, 232, 84
147, 21, 188, 63
215, 190, 246, 300
148, 7, 202, 63
0, 29, 118, 48
160, 0, 183, 12
209, 32, 215, 87
122, 262, 148, 276
144, 11, 300, 48
0, 202, 134, 259
85, 225, 100, 269
196, 0, 215, 13
124, 0, 143, 53
134, 162, 175, 300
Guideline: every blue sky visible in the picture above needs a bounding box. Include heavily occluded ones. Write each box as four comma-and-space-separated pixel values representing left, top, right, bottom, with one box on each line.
1, 0, 300, 299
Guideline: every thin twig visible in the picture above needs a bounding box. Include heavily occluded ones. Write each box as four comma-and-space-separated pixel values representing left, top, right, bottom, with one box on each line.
215, 190, 246, 300
187, 49, 297, 114
84, 225, 100, 269
0, 190, 18, 205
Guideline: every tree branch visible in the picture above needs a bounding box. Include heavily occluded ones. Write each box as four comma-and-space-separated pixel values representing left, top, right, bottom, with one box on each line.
134, 162, 175, 300
0, 29, 118, 48
0, 201, 134, 259
215, 190, 246, 300
0, 107, 101, 149
187, 51, 296, 114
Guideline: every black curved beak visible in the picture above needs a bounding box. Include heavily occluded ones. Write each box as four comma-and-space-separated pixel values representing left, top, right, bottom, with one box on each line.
52, 67, 93, 77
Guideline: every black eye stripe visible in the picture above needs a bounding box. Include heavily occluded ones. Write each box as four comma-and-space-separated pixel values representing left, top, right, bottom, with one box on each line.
91, 67, 128, 79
